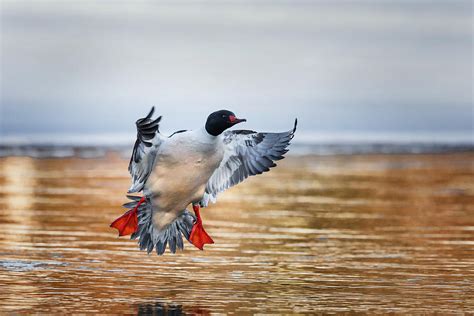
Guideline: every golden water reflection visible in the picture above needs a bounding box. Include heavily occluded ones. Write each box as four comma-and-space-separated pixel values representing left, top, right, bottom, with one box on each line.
0, 153, 473, 313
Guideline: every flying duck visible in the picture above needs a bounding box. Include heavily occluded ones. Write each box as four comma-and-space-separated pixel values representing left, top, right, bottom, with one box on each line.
110, 107, 297, 255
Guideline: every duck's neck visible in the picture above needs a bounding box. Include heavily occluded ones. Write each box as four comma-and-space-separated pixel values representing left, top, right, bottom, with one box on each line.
197, 127, 219, 143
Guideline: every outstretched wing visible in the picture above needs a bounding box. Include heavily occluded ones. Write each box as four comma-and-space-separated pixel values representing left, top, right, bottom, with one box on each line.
202, 119, 297, 206
128, 106, 164, 193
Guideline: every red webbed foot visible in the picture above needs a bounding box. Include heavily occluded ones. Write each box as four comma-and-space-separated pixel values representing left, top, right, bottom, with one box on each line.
189, 204, 214, 250
110, 196, 146, 236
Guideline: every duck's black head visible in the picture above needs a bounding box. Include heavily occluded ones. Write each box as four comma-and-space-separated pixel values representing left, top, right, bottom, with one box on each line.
205, 110, 246, 136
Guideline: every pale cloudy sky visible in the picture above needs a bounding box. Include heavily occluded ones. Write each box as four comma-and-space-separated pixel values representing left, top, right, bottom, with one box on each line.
0, 0, 472, 136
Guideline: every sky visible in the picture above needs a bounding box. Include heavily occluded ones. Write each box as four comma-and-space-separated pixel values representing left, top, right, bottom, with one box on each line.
0, 0, 472, 138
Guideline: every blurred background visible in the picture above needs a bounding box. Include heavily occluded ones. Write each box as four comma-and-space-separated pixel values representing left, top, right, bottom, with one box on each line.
0, 1, 473, 314
1, 0, 472, 149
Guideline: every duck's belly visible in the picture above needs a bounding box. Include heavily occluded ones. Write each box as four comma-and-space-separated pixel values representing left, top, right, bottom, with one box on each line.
145, 145, 222, 228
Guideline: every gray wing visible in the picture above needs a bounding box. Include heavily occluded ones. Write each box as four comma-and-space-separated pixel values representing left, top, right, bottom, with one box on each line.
202, 119, 297, 206
128, 107, 164, 193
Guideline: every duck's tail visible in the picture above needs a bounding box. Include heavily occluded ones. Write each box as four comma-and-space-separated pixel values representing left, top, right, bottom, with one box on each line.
122, 196, 195, 255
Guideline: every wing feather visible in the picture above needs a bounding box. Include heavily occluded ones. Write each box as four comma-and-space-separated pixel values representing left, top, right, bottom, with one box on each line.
128, 106, 164, 193
202, 119, 297, 205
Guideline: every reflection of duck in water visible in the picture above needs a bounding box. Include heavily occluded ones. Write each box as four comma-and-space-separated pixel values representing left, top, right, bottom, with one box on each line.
137, 302, 184, 316
110, 107, 296, 255
137, 301, 209, 316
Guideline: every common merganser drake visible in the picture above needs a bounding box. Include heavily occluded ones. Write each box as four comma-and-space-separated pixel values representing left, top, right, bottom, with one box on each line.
111, 107, 297, 255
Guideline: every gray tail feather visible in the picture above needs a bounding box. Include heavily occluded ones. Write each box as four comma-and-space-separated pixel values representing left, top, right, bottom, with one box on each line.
124, 195, 195, 255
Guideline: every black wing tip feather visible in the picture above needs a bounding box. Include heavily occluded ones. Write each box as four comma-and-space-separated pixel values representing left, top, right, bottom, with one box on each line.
136, 107, 162, 144
129, 107, 162, 171
293, 118, 298, 134
148, 106, 155, 117
136, 106, 155, 124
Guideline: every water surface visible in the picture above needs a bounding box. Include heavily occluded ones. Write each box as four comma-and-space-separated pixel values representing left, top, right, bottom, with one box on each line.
0, 153, 473, 313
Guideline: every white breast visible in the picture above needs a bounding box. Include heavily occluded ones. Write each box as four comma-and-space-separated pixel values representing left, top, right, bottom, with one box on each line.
144, 129, 223, 228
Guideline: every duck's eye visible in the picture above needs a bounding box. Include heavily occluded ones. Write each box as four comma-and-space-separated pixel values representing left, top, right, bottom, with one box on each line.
222, 115, 226, 118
